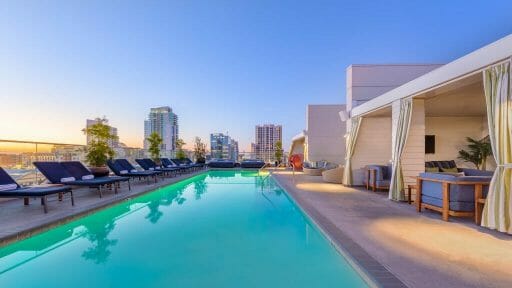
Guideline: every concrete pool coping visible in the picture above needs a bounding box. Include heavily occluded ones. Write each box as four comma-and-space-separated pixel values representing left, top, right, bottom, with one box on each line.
272, 174, 406, 288
0, 169, 207, 247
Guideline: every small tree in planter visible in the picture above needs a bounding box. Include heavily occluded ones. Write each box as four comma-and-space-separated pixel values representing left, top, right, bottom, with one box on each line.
82, 117, 118, 176
147, 132, 163, 163
458, 136, 493, 170
275, 140, 283, 165
193, 137, 206, 163
176, 138, 186, 160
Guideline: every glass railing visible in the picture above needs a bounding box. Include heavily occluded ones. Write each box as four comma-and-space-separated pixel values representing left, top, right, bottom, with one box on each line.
0, 139, 146, 186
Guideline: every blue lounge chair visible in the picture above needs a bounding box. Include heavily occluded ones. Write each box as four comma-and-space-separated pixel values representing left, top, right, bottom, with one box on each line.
145, 158, 181, 175
171, 158, 195, 172
0, 167, 74, 213
33, 162, 122, 198
135, 158, 179, 176
160, 158, 187, 174
60, 161, 130, 191
108, 159, 159, 184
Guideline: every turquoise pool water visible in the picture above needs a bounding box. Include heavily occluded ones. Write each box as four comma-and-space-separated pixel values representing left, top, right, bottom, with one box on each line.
0, 170, 369, 287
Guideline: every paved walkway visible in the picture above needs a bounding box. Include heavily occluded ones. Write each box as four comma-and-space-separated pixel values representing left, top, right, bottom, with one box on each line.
272, 171, 512, 288
0, 170, 204, 246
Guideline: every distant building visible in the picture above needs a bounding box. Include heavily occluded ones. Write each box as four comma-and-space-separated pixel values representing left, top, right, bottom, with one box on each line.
144, 106, 179, 154
210, 133, 239, 160
86, 118, 119, 148
252, 124, 282, 162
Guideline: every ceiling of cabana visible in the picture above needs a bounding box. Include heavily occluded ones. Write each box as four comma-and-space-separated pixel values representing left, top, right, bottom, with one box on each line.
361, 72, 486, 118
422, 73, 486, 117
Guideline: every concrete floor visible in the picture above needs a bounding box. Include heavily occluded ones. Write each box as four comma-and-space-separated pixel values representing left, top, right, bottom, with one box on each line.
0, 170, 205, 245
272, 171, 512, 288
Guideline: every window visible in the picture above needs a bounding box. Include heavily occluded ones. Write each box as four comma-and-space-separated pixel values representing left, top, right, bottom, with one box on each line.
425, 135, 435, 154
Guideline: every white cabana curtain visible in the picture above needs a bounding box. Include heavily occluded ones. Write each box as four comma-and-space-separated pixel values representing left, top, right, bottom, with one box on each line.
342, 116, 362, 186
481, 60, 512, 234
389, 98, 413, 201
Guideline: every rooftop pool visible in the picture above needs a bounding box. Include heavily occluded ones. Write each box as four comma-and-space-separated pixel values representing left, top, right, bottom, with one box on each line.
0, 170, 369, 287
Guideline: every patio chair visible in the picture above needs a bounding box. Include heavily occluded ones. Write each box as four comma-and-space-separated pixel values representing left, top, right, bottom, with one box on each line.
33, 162, 123, 198
0, 167, 74, 213
364, 164, 392, 191
60, 161, 130, 191
107, 159, 159, 184
171, 158, 195, 171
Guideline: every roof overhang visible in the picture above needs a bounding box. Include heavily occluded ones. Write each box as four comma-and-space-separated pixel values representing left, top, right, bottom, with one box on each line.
351, 34, 512, 117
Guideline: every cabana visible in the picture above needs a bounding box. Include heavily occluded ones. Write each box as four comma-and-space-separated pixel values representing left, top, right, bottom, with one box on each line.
343, 34, 512, 233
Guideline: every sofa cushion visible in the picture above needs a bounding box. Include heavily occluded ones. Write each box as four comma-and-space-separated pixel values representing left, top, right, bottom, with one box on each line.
422, 195, 475, 212
426, 167, 439, 173
441, 167, 458, 173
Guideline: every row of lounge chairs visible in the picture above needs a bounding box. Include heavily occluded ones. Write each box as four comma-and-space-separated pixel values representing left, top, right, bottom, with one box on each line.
0, 158, 204, 213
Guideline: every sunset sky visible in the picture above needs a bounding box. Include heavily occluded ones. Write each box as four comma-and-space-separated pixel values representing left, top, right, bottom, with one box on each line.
2, 1, 512, 151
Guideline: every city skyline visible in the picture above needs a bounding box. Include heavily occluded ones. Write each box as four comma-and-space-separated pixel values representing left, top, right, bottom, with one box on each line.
2, 1, 512, 151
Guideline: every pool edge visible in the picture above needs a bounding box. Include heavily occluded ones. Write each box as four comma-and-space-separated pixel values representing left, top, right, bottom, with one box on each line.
0, 171, 208, 248
271, 174, 407, 288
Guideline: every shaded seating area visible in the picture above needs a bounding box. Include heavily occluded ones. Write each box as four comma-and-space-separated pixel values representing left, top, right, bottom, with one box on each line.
240, 159, 265, 169
34, 162, 128, 198
107, 159, 160, 184
363, 164, 392, 192
0, 167, 74, 213
416, 168, 493, 222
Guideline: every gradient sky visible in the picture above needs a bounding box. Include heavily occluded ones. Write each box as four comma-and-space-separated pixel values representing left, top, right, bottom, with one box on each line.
2, 1, 512, 151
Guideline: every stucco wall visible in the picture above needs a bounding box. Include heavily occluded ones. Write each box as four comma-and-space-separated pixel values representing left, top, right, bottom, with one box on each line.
306, 105, 346, 164
351, 117, 392, 186
346, 64, 443, 112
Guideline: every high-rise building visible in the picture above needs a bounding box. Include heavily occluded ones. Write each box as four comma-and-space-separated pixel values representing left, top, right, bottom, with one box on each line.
86, 118, 119, 148
252, 124, 282, 163
144, 106, 179, 153
210, 133, 238, 161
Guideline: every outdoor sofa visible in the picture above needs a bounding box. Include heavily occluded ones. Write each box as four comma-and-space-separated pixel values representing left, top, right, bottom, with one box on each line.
240, 159, 265, 169
208, 159, 235, 168
416, 168, 493, 223
0, 167, 74, 213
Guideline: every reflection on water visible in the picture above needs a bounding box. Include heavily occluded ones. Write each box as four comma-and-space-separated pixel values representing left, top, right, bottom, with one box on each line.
0, 171, 368, 288
80, 221, 118, 264
193, 174, 208, 200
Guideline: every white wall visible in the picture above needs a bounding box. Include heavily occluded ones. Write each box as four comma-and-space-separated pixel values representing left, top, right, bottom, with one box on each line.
306, 105, 346, 164
425, 116, 488, 169
351, 117, 392, 185
346, 64, 442, 112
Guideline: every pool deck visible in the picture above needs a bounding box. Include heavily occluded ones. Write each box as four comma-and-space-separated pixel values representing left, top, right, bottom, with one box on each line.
0, 169, 206, 246
272, 170, 512, 288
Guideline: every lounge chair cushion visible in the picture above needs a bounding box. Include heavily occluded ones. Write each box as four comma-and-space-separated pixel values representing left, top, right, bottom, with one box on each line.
82, 174, 94, 180
60, 177, 76, 183
0, 184, 17, 191
120, 170, 128, 174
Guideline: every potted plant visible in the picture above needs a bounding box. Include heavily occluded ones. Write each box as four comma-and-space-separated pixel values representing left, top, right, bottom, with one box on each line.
82, 117, 117, 177
147, 132, 163, 164
193, 137, 206, 164
176, 138, 186, 160
457, 136, 493, 170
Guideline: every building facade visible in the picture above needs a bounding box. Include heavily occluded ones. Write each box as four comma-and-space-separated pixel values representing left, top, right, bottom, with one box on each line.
210, 133, 239, 161
144, 106, 179, 154
252, 124, 282, 163
86, 118, 119, 148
